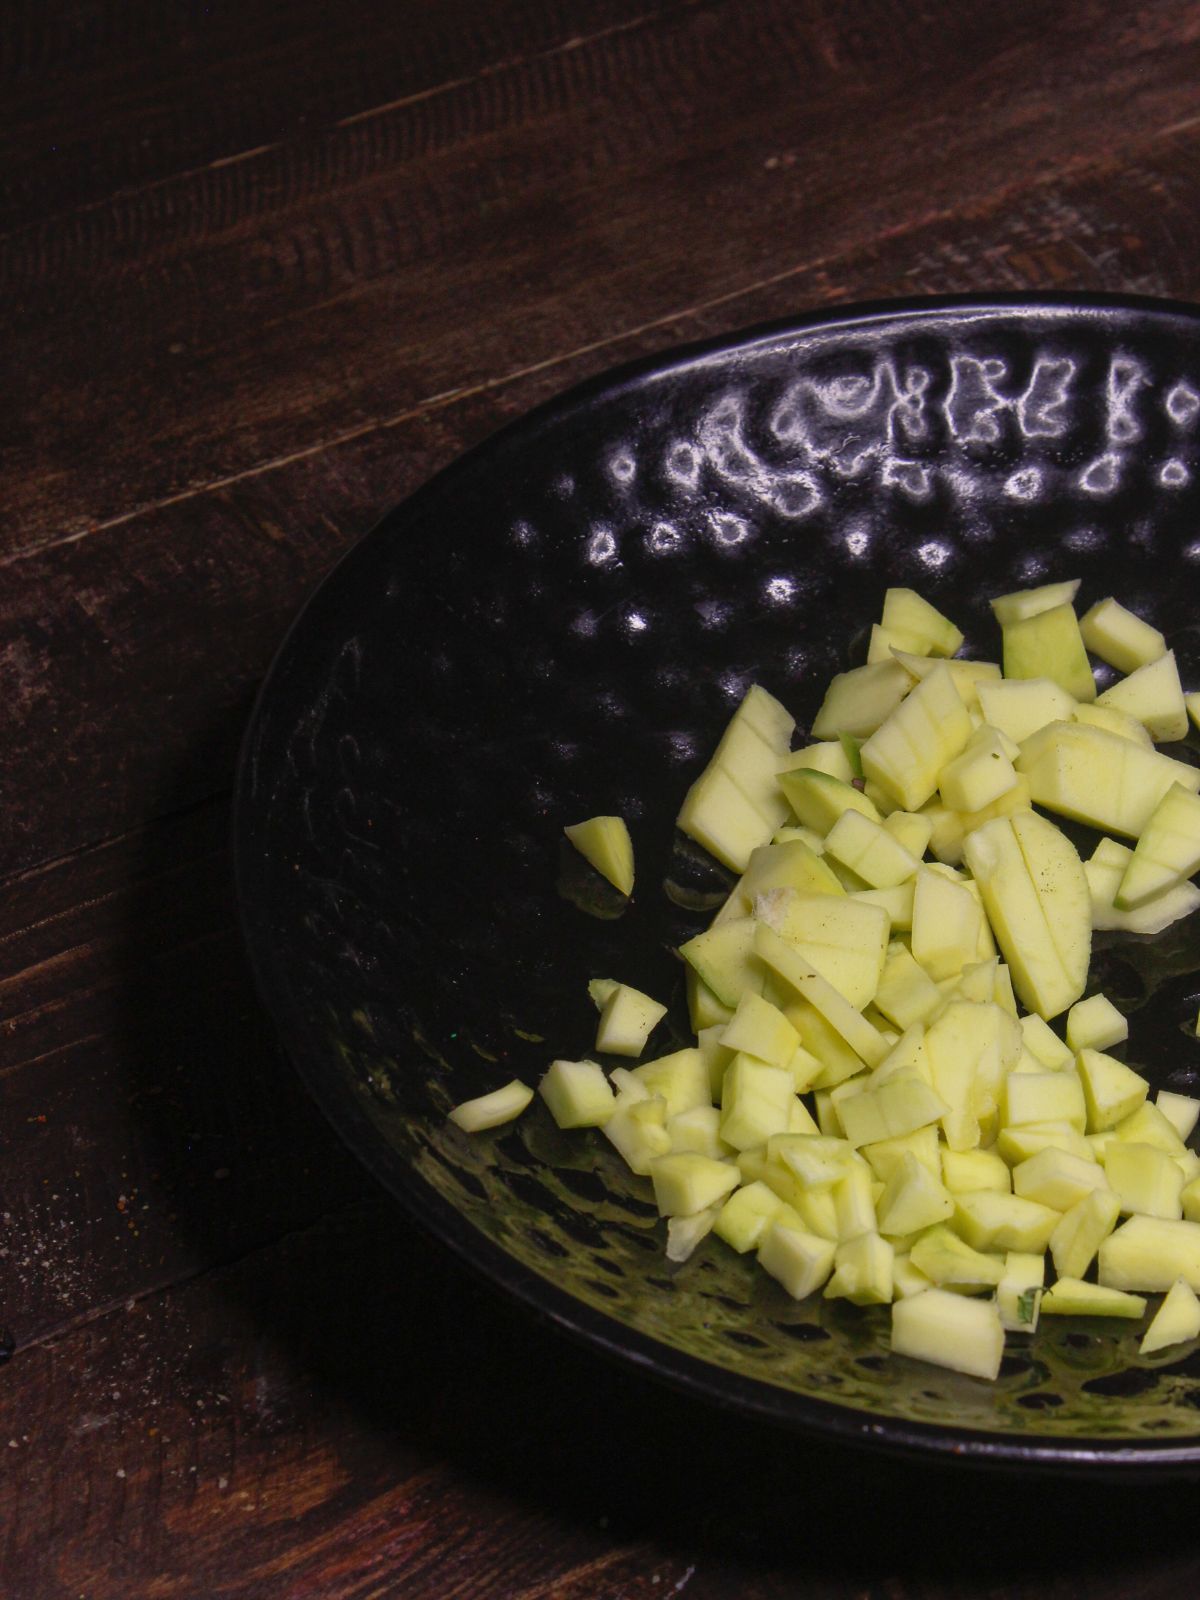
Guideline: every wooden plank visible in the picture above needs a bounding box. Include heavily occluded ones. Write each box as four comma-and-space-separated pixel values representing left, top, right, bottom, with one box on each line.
7, 1, 1200, 558
0, 800, 369, 1344
2, 1197, 1198, 1597
6, 122, 1200, 881
0, 0, 686, 229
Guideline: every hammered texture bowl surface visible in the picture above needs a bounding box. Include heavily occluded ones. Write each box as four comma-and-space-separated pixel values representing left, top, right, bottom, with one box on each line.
235, 299, 1200, 1469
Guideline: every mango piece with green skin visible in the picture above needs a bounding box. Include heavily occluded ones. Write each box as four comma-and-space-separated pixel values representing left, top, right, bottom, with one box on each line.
564, 814, 635, 894
1002, 602, 1096, 702
778, 767, 881, 835
997, 1251, 1045, 1334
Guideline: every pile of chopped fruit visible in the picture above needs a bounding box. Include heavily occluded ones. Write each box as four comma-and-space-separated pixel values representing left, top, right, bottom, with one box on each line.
450, 580, 1200, 1379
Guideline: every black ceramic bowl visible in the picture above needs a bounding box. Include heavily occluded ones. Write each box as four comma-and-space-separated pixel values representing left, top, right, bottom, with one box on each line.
234, 296, 1200, 1472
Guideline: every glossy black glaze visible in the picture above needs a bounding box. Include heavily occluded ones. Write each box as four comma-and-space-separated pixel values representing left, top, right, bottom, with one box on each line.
235, 296, 1200, 1472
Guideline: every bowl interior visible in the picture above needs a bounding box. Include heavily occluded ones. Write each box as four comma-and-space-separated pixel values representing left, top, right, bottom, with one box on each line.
236, 299, 1200, 1467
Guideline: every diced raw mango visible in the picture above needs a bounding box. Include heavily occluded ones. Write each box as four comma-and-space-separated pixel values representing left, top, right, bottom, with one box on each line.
757, 1220, 838, 1298
753, 924, 889, 1068
882, 809, 934, 858
632, 1048, 711, 1116
1098, 1215, 1200, 1291
1112, 1101, 1188, 1156
851, 881, 915, 932
666, 1105, 724, 1158
1040, 1279, 1146, 1318
766, 892, 889, 1010
953, 1190, 1060, 1253
891, 651, 1001, 710
838, 1072, 948, 1149
728, 839, 846, 918
596, 984, 668, 1057
869, 623, 926, 663
588, 978, 620, 1010
665, 1207, 719, 1263
1002, 602, 1096, 702
874, 945, 941, 1030
564, 815, 634, 894
603, 1094, 671, 1174
1017, 720, 1200, 838
770, 1132, 858, 1189
911, 866, 983, 983
882, 588, 964, 657
1049, 1187, 1122, 1279
1079, 597, 1167, 674
941, 1147, 1011, 1195
1103, 1142, 1185, 1219
1020, 1014, 1074, 1071
1115, 783, 1200, 910
1076, 1048, 1149, 1133
860, 663, 973, 811
824, 1231, 894, 1304
779, 741, 855, 783
891, 1288, 1005, 1379
811, 660, 912, 740
1086, 836, 1200, 934
539, 1059, 616, 1128
1002, 1071, 1086, 1133
962, 813, 1088, 1020
687, 967, 734, 1032
977, 678, 1077, 745
833, 1163, 878, 1241
938, 727, 1018, 814
650, 1152, 740, 1216
1065, 993, 1128, 1054
677, 765, 774, 871
449, 1079, 534, 1132
990, 579, 1081, 628
1140, 1278, 1200, 1354
778, 768, 881, 835
862, 1125, 941, 1185
720, 991, 801, 1070
1096, 650, 1188, 742
875, 1151, 955, 1235
714, 1180, 785, 1252
824, 808, 920, 889
910, 1224, 1005, 1288
997, 1251, 1045, 1333
1157, 1091, 1200, 1144
1073, 702, 1155, 748
719, 1056, 795, 1150
998, 1121, 1094, 1165
679, 919, 765, 1010
1012, 1146, 1108, 1211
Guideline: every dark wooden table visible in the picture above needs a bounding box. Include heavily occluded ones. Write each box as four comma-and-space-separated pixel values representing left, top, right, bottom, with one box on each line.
6, 3, 1200, 1594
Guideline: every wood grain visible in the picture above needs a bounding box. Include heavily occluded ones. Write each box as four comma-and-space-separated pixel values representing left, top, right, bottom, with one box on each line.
8, 1, 1200, 559
2, 1198, 1199, 1598
8, 0, 1200, 1593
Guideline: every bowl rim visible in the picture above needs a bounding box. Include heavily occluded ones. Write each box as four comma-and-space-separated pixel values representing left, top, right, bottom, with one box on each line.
233, 290, 1200, 1474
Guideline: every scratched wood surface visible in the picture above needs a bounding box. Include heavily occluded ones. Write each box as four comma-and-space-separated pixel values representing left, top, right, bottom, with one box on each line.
5, 1, 1200, 1594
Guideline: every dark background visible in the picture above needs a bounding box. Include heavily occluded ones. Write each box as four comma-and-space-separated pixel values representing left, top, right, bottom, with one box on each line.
5, 3, 1200, 1594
